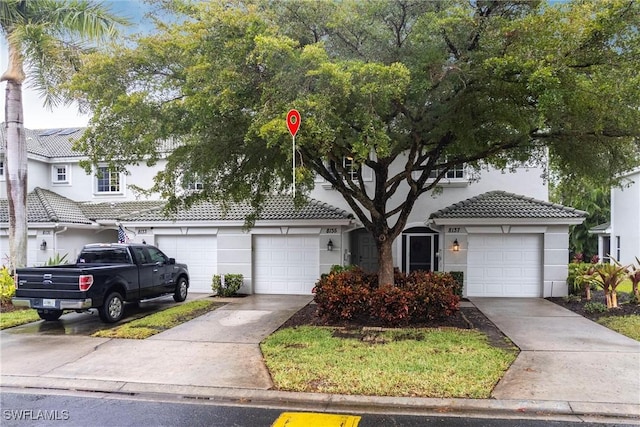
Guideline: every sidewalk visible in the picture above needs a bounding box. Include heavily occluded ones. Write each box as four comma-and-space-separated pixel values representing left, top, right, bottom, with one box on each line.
1, 295, 639, 423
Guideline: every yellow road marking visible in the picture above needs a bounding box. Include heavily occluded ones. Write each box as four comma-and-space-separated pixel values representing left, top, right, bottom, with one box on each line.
272, 412, 361, 427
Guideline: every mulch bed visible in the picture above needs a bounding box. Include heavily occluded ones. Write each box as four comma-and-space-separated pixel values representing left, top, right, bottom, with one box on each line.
547, 290, 640, 321
279, 302, 515, 350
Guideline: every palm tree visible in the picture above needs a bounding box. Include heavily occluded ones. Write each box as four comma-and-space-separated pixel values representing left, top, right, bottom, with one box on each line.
1, 0, 127, 271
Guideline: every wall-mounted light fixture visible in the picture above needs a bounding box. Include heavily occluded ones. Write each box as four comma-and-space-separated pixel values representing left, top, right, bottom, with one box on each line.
452, 239, 460, 252
40, 240, 47, 251
327, 239, 334, 252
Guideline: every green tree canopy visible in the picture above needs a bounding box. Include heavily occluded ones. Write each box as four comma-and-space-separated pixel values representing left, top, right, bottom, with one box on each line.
70, 0, 640, 285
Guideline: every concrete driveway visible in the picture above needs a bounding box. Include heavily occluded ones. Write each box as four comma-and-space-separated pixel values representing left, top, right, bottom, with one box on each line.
471, 298, 640, 405
1, 294, 312, 391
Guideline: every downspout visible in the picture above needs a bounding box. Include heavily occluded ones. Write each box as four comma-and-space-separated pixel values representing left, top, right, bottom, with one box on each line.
54, 225, 68, 256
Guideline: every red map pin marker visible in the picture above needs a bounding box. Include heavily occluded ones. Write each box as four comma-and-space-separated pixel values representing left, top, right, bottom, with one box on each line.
287, 109, 301, 136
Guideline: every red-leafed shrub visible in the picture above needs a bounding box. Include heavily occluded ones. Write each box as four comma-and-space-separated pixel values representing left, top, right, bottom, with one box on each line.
369, 284, 412, 326
313, 268, 373, 321
313, 268, 460, 325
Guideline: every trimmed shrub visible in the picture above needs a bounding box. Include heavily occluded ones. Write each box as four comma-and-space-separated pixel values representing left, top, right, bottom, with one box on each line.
212, 274, 244, 297
313, 268, 372, 321
369, 284, 412, 326
313, 268, 460, 325
449, 271, 464, 297
0, 267, 15, 305
406, 271, 460, 320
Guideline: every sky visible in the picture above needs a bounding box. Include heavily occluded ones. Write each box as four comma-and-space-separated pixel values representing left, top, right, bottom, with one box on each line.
0, 1, 156, 130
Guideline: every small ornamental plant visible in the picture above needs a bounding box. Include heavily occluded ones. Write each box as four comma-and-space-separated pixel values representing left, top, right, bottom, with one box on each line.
0, 266, 15, 306
212, 274, 244, 297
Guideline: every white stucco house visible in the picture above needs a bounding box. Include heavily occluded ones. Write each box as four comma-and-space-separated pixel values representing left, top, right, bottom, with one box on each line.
1, 127, 586, 297
591, 167, 640, 266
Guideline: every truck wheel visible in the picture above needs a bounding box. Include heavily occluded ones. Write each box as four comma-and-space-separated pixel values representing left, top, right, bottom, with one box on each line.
99, 292, 125, 323
37, 309, 63, 321
173, 277, 188, 302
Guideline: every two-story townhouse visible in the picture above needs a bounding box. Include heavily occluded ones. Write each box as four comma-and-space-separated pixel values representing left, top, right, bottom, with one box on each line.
591, 167, 640, 266
2, 127, 586, 297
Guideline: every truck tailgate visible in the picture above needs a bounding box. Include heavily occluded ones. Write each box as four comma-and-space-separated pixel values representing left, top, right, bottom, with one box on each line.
15, 266, 91, 299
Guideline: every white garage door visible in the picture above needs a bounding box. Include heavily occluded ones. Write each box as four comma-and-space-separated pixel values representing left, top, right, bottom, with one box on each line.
156, 235, 217, 293
467, 234, 542, 297
253, 235, 319, 294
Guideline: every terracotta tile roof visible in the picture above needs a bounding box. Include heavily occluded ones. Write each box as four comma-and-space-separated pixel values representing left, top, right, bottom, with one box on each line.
0, 127, 85, 158
429, 191, 588, 219
83, 195, 352, 221
1, 127, 179, 159
0, 188, 93, 224
1, 189, 351, 225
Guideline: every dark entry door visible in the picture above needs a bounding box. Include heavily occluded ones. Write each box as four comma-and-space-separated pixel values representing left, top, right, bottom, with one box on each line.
408, 235, 431, 271
402, 227, 439, 273
351, 229, 378, 273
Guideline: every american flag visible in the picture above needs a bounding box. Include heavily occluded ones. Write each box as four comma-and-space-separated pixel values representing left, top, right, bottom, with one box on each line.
118, 224, 128, 243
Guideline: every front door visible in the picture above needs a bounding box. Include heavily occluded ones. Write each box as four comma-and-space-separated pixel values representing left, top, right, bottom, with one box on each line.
402, 227, 439, 273
350, 229, 378, 273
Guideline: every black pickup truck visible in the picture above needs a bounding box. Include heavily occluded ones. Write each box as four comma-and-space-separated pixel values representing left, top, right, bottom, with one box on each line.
12, 243, 189, 323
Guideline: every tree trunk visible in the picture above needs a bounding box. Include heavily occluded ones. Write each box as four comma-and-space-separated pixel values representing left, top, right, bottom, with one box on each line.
4, 80, 28, 272
376, 236, 395, 286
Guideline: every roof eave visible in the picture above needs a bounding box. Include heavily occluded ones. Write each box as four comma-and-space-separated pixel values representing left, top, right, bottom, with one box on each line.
430, 217, 586, 226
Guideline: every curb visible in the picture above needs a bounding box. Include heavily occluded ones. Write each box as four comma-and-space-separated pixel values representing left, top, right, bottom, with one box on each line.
3, 375, 639, 423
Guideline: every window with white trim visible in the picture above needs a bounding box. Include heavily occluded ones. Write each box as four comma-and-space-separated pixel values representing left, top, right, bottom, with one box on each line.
52, 164, 69, 184
96, 166, 121, 193
0, 159, 4, 180
344, 157, 358, 180
429, 164, 465, 179
186, 181, 204, 191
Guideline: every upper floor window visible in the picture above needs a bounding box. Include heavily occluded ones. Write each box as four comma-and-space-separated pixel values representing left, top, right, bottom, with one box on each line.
52, 164, 69, 184
319, 157, 373, 189
0, 159, 4, 180
344, 157, 358, 181
96, 166, 121, 193
429, 164, 465, 180
186, 181, 204, 191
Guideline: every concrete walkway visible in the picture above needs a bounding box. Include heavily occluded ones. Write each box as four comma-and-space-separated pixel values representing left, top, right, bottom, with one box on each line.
2, 295, 639, 422
471, 298, 640, 406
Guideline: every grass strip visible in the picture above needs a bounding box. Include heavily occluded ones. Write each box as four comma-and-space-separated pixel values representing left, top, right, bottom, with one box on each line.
92, 299, 224, 339
261, 326, 517, 399
0, 308, 41, 329
598, 315, 640, 341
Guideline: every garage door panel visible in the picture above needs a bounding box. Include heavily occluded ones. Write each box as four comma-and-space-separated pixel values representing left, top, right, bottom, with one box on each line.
157, 235, 216, 294
254, 235, 319, 295
467, 234, 541, 297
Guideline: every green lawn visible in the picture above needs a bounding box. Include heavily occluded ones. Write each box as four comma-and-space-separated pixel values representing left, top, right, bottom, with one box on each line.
92, 299, 223, 339
598, 315, 640, 341
617, 280, 633, 293
0, 308, 41, 329
261, 326, 517, 398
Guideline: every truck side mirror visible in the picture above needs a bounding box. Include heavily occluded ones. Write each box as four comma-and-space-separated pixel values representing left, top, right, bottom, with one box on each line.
169, 258, 176, 265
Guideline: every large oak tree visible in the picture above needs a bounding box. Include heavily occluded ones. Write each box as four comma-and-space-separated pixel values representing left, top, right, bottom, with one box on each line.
70, 0, 640, 285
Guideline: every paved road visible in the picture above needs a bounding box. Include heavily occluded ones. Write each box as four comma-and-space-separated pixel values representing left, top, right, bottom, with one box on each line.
1, 391, 626, 427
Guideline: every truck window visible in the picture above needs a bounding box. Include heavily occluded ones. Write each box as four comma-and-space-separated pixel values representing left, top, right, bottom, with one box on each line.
148, 247, 168, 264
133, 247, 149, 264
79, 248, 132, 264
